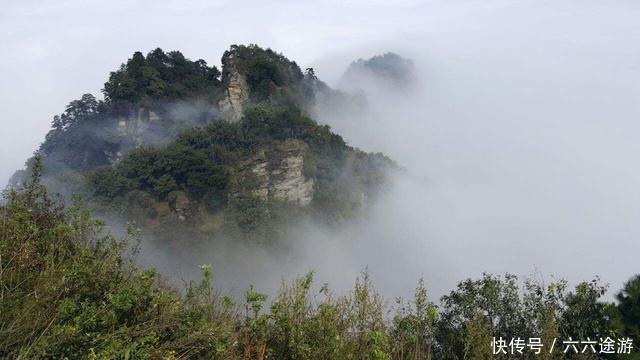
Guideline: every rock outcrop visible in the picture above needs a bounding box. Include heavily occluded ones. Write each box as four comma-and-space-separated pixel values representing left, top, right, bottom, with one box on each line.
270, 139, 314, 205
218, 69, 248, 122
218, 44, 312, 121
11, 44, 395, 235
236, 139, 314, 205
109, 108, 160, 163
168, 191, 191, 221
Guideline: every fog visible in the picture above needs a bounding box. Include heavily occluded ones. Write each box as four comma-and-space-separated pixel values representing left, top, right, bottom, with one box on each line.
2, 0, 640, 299
309, 2, 640, 298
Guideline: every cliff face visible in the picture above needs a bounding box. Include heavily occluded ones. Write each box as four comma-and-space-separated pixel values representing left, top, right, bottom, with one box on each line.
217, 45, 313, 117
236, 139, 314, 205
218, 66, 249, 121
13, 44, 395, 240
112, 108, 160, 162
269, 140, 314, 205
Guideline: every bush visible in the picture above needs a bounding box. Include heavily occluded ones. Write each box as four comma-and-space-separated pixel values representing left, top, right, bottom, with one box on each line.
104, 48, 221, 107
0, 160, 238, 359
0, 168, 631, 360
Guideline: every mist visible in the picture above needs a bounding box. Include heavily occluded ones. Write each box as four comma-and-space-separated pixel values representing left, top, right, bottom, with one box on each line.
310, 2, 640, 297
2, 0, 640, 299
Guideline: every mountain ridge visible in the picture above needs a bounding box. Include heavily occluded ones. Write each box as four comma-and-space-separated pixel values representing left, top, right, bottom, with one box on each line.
11, 44, 396, 243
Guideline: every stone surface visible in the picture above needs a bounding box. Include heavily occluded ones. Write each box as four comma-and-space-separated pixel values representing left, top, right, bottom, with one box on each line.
269, 140, 314, 205
236, 139, 315, 205
110, 108, 161, 163
219, 67, 249, 122
168, 191, 191, 221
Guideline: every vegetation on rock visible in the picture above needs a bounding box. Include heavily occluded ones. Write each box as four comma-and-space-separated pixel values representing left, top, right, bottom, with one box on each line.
13, 45, 393, 241
6, 44, 638, 358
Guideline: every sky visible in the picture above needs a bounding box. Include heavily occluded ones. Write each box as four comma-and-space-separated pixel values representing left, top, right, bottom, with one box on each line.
1, 0, 640, 297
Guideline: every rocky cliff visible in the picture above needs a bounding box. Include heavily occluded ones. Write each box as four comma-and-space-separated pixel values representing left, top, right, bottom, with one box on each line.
235, 139, 314, 205
218, 71, 248, 121
12, 44, 395, 241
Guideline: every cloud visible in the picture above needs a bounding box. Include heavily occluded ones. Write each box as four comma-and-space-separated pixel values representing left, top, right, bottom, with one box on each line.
2, 0, 640, 298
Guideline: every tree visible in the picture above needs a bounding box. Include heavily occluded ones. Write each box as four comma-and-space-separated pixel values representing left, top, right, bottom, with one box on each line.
103, 48, 220, 105
305, 67, 317, 80
615, 275, 640, 341
559, 279, 611, 340
392, 278, 438, 359
0, 164, 240, 358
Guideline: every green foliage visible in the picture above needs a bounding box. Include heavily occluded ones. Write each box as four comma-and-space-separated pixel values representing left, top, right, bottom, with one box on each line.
615, 275, 640, 342
90, 142, 230, 203
13, 44, 392, 242
435, 274, 619, 360
559, 278, 612, 340
234, 195, 269, 232
247, 59, 283, 102
392, 278, 438, 359
439, 274, 528, 341
24, 48, 222, 185
11, 44, 635, 359
462, 315, 493, 360
0, 175, 633, 359
88, 104, 371, 233
221, 44, 305, 104
40, 93, 118, 171
104, 48, 221, 107
177, 105, 341, 153
0, 160, 238, 359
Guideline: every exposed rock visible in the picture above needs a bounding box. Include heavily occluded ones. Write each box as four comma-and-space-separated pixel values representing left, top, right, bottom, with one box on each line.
218, 70, 248, 122
116, 108, 147, 144
235, 139, 315, 205
168, 191, 191, 221
269, 139, 314, 205
110, 108, 160, 163
148, 110, 159, 122
218, 44, 313, 120
236, 149, 270, 198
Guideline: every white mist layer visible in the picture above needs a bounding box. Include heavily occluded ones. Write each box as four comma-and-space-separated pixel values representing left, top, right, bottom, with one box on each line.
3, 0, 640, 300
309, 6, 640, 298
132, 2, 640, 300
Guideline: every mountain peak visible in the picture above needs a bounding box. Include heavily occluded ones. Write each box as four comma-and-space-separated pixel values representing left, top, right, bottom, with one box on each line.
339, 52, 415, 92
10, 44, 395, 242
218, 44, 310, 120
